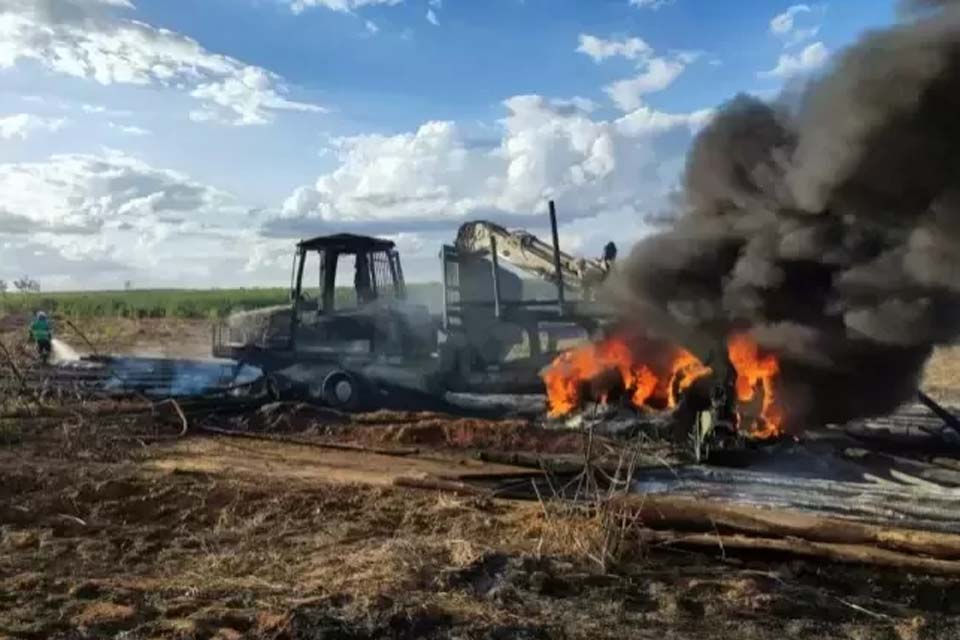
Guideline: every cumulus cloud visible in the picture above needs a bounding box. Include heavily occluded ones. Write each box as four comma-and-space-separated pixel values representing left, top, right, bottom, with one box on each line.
268, 94, 712, 236
577, 35, 652, 62
605, 58, 686, 111
0, 0, 323, 126
0, 113, 66, 139
578, 33, 693, 112
759, 41, 829, 79
0, 150, 237, 236
770, 4, 823, 47
771, 4, 811, 34
426, 9, 439, 25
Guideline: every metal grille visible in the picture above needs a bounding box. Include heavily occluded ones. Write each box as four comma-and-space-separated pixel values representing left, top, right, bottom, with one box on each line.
370, 250, 403, 300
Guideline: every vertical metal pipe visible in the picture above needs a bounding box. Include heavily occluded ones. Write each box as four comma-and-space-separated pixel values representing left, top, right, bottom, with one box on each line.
440, 246, 451, 331
490, 235, 502, 319
290, 246, 307, 349
549, 200, 565, 308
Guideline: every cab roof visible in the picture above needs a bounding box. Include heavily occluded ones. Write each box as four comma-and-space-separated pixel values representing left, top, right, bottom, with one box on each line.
297, 233, 396, 253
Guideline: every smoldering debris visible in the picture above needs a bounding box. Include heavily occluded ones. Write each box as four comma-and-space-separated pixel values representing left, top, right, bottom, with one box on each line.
605, 3, 960, 429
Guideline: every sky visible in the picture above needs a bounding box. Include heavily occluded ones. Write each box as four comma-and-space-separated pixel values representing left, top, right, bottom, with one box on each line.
0, 0, 898, 291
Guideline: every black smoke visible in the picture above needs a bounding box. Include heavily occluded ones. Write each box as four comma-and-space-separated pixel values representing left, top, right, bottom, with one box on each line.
605, 4, 960, 429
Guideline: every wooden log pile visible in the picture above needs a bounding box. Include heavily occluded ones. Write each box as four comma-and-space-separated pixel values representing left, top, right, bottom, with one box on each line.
617, 494, 960, 574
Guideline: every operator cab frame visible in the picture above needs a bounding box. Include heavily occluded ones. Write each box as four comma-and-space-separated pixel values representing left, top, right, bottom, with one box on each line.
289, 233, 407, 351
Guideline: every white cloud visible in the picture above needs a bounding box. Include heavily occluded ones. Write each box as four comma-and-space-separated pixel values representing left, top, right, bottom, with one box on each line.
189, 67, 325, 126
759, 41, 829, 79
615, 105, 713, 136
629, 0, 674, 9
0, 0, 323, 126
605, 58, 686, 111
0, 150, 237, 236
81, 103, 133, 117
270, 94, 710, 234
578, 33, 691, 112
109, 121, 150, 136
0, 113, 66, 140
771, 4, 811, 34
286, 0, 402, 14
770, 4, 822, 48
365, 20, 379, 33
426, 9, 439, 25
577, 35, 652, 63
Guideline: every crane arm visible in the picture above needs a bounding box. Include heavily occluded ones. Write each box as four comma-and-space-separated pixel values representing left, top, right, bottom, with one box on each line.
454, 220, 608, 292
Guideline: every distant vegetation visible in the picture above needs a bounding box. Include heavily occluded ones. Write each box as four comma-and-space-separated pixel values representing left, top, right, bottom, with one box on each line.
0, 277, 569, 320
0, 288, 291, 319
0, 284, 446, 320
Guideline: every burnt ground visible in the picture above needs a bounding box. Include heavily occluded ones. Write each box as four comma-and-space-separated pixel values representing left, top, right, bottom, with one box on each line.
3, 412, 960, 640
2, 320, 960, 639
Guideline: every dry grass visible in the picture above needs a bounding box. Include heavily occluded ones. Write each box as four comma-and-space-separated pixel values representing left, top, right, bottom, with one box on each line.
922, 346, 960, 402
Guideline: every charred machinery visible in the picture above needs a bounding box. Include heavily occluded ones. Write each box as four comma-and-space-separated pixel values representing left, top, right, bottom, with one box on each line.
213, 202, 611, 409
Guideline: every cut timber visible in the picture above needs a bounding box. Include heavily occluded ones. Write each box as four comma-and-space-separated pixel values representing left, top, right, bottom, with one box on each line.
198, 426, 419, 457
393, 476, 489, 497
615, 494, 960, 560
918, 391, 960, 436
477, 450, 584, 474
841, 448, 960, 488
393, 475, 532, 500
641, 530, 960, 575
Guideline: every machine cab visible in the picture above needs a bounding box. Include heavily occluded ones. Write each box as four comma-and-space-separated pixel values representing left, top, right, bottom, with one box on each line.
290, 234, 432, 357
292, 234, 405, 315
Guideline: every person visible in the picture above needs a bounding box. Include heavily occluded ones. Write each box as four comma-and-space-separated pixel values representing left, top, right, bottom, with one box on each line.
28, 311, 53, 362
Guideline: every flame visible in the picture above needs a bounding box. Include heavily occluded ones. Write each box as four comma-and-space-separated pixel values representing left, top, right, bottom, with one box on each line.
727, 333, 783, 439
542, 332, 785, 441
667, 352, 713, 409
542, 335, 711, 419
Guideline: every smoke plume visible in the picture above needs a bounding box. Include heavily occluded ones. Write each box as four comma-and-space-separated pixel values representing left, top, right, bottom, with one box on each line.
605, 3, 960, 428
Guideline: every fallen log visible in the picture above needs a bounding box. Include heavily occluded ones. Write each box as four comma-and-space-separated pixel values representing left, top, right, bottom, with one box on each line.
632, 465, 960, 532
642, 530, 960, 575
392, 475, 531, 500
615, 494, 960, 560
841, 448, 960, 488
918, 391, 960, 436
476, 450, 584, 474
393, 476, 489, 497
198, 425, 420, 457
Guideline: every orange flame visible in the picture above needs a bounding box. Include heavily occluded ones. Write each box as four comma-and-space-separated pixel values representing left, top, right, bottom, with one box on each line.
542, 335, 712, 419
542, 332, 785, 441
727, 333, 783, 439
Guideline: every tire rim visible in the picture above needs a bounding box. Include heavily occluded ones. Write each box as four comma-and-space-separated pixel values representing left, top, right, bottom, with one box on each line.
333, 379, 354, 404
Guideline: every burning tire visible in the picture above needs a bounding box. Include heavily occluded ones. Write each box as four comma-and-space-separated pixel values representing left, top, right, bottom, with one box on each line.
321, 370, 363, 411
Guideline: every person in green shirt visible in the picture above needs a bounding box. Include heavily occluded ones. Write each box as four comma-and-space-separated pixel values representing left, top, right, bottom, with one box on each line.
28, 311, 53, 362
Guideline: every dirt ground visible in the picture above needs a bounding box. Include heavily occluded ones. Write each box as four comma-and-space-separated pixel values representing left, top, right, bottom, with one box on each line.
5, 422, 960, 640
3, 319, 960, 638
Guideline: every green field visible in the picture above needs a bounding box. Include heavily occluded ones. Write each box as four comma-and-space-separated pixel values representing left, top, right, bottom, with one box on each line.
0, 284, 444, 320
0, 277, 570, 320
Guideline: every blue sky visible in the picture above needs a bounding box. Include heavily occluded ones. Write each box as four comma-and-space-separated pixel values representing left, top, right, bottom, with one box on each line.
0, 0, 897, 290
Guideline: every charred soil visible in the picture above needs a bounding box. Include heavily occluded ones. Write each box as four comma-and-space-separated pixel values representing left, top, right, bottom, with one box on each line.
3, 419, 960, 640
